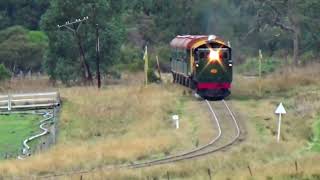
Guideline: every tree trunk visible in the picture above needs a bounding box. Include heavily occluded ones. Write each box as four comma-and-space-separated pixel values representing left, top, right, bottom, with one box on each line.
293, 29, 299, 65
96, 24, 101, 89
75, 31, 93, 84
288, 0, 300, 66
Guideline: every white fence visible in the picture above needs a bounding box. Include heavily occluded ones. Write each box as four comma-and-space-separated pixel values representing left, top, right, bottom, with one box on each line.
0, 92, 60, 111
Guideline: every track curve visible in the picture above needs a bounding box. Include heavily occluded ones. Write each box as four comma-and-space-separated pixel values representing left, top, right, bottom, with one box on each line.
128, 99, 241, 168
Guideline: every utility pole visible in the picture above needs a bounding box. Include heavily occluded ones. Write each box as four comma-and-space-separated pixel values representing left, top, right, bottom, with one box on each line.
95, 24, 101, 89
57, 17, 93, 84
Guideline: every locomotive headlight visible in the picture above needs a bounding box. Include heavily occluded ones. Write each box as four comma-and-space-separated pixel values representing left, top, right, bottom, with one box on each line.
210, 69, 218, 75
208, 49, 220, 63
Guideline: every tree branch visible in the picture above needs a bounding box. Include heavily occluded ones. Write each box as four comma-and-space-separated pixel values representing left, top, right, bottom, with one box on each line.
274, 19, 294, 32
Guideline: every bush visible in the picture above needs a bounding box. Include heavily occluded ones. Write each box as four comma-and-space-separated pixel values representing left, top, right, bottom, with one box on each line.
236, 57, 284, 76
0, 64, 11, 81
147, 69, 160, 83
118, 45, 143, 72
300, 51, 316, 65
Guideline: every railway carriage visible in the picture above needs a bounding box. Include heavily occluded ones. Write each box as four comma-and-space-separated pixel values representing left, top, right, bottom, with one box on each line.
170, 35, 233, 98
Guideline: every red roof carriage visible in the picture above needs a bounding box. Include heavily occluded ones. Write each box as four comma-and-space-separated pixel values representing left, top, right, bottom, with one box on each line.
170, 35, 228, 49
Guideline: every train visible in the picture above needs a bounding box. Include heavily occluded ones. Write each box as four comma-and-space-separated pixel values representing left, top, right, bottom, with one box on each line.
170, 35, 233, 99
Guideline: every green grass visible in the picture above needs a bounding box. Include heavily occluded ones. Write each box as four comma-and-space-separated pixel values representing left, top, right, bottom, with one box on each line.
311, 116, 320, 151
0, 114, 40, 159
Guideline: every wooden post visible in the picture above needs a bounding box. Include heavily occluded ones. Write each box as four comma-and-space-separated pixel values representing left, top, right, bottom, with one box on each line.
156, 56, 162, 81
144, 46, 148, 86
8, 94, 11, 111
258, 49, 262, 97
167, 171, 170, 180
295, 160, 298, 173
248, 165, 253, 177
80, 175, 83, 180
96, 24, 101, 89
207, 168, 212, 180
56, 92, 61, 106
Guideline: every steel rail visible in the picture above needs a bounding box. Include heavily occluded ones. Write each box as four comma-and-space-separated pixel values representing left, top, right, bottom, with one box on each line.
128, 99, 241, 168
126, 100, 222, 168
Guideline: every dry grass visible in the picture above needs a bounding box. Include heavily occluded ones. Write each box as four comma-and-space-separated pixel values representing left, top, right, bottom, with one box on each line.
232, 63, 320, 98
1, 64, 320, 179
0, 76, 55, 93
0, 81, 215, 177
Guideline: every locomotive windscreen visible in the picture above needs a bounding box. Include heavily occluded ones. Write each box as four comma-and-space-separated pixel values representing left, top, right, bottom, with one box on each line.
196, 48, 231, 63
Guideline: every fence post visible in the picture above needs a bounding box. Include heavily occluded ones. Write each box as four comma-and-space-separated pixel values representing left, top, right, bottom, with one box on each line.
207, 168, 212, 180
56, 92, 61, 106
156, 56, 162, 81
8, 94, 11, 111
295, 160, 298, 173
258, 49, 263, 97
166, 171, 170, 180
248, 165, 253, 177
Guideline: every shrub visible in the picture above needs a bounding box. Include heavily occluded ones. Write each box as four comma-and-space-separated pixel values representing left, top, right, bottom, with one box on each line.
236, 57, 284, 76
0, 64, 11, 81
147, 69, 160, 83
300, 51, 316, 65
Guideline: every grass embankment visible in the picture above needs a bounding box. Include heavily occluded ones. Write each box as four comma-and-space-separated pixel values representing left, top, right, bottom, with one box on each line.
0, 83, 215, 176
0, 114, 40, 159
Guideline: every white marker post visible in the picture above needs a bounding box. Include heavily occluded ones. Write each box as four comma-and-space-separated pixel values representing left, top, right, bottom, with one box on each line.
275, 103, 286, 142
172, 115, 179, 129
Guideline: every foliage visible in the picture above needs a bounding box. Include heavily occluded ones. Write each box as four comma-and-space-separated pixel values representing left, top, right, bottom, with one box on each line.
0, 26, 48, 74
41, 0, 125, 83
0, 1, 49, 30
236, 57, 284, 76
116, 44, 144, 72
0, 64, 10, 81
147, 69, 160, 83
300, 51, 317, 65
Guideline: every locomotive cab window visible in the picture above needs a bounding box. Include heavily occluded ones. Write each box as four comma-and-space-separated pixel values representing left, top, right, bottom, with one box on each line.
196, 48, 230, 62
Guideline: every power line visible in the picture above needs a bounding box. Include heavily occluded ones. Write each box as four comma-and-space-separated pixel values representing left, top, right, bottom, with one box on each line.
57, 16, 89, 32
57, 16, 93, 83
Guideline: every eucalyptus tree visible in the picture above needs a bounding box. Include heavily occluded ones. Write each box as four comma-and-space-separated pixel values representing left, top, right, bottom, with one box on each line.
0, 26, 48, 73
41, 0, 125, 85
249, 0, 320, 64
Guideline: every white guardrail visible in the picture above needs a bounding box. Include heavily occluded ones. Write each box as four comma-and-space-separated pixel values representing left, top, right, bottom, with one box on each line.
0, 92, 60, 111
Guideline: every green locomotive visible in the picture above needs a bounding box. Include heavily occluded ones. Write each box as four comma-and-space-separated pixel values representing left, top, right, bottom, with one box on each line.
170, 35, 233, 98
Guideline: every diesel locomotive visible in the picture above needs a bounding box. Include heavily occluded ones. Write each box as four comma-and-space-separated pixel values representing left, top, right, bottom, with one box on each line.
170, 35, 232, 98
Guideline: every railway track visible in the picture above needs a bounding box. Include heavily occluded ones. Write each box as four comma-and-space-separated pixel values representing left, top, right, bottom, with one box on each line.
127, 99, 241, 168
